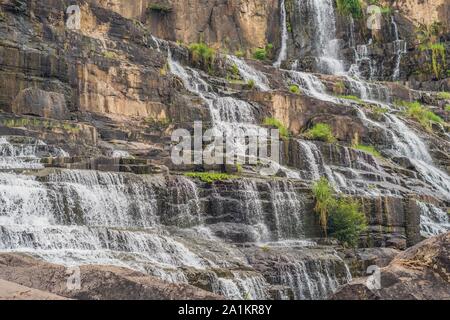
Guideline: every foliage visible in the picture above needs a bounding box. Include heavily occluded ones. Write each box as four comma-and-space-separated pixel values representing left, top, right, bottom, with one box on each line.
416, 22, 447, 78
234, 50, 245, 58
312, 178, 335, 237
338, 95, 363, 104
247, 79, 256, 90
328, 198, 367, 247
353, 144, 381, 158
253, 48, 267, 61
289, 84, 301, 95
263, 117, 289, 139
398, 101, 443, 131
333, 81, 346, 95
185, 172, 238, 183
312, 178, 367, 246
189, 42, 216, 68
103, 51, 120, 60
445, 105, 450, 112
2, 118, 80, 133
305, 123, 336, 143
437, 92, 450, 100
336, 0, 363, 19
230, 63, 240, 77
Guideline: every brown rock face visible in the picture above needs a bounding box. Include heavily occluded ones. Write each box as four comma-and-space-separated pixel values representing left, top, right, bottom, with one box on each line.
146, 0, 280, 53
0, 253, 222, 300
12, 88, 69, 120
333, 232, 450, 300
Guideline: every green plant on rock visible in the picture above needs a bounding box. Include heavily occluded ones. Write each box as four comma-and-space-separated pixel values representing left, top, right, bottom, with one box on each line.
336, 0, 363, 19
234, 50, 245, 58
437, 92, 450, 100
305, 123, 336, 143
416, 22, 447, 79
328, 198, 367, 247
398, 100, 443, 131
231, 63, 240, 77
247, 79, 256, 90
253, 48, 267, 61
189, 42, 216, 69
289, 84, 301, 95
445, 105, 450, 112
353, 144, 381, 158
333, 81, 346, 95
312, 178, 335, 237
185, 172, 238, 184
263, 117, 289, 139
338, 95, 363, 104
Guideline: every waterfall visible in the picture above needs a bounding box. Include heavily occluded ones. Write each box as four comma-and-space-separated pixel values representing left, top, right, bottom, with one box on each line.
277, 251, 352, 300
238, 180, 271, 242
216, 272, 269, 300
274, 0, 288, 68
227, 55, 270, 91
0, 136, 67, 170
298, 0, 345, 74
391, 17, 407, 81
416, 201, 450, 237
286, 70, 338, 102
270, 180, 305, 240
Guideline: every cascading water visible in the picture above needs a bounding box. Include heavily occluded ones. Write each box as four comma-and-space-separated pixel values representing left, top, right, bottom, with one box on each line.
416, 201, 450, 237
274, 0, 288, 68
391, 16, 407, 81
270, 180, 305, 240
227, 55, 270, 91
297, 0, 345, 74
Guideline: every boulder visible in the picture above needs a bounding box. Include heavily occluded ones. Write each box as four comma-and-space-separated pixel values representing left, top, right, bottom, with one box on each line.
0, 253, 223, 300
333, 232, 450, 300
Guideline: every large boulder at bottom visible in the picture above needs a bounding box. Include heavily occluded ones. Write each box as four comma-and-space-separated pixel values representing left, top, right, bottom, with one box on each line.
333, 232, 450, 300
12, 88, 70, 120
0, 253, 222, 300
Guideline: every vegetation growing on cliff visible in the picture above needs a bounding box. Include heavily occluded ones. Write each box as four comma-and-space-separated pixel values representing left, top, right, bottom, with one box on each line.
397, 101, 443, 131
312, 178, 367, 247
185, 172, 238, 183
263, 117, 289, 139
353, 144, 382, 158
336, 0, 362, 19
189, 42, 216, 70
305, 124, 336, 143
416, 22, 447, 79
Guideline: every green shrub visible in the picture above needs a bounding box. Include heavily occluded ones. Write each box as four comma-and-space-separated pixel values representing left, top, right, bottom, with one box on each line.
328, 198, 367, 247
253, 48, 267, 61
338, 95, 363, 104
103, 51, 120, 60
189, 42, 216, 67
247, 79, 256, 90
263, 117, 289, 139
353, 144, 381, 158
336, 0, 363, 19
289, 84, 301, 95
445, 105, 450, 112
305, 123, 336, 143
185, 172, 238, 183
234, 50, 245, 58
437, 92, 450, 100
231, 63, 240, 77
398, 100, 443, 130
312, 178, 335, 237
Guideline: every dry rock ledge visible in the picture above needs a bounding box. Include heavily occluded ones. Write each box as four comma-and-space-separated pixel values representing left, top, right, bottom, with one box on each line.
333, 232, 450, 300
0, 254, 222, 300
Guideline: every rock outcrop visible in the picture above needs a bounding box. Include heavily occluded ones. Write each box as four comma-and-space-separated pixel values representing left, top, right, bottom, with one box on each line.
0, 254, 222, 300
333, 232, 450, 300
